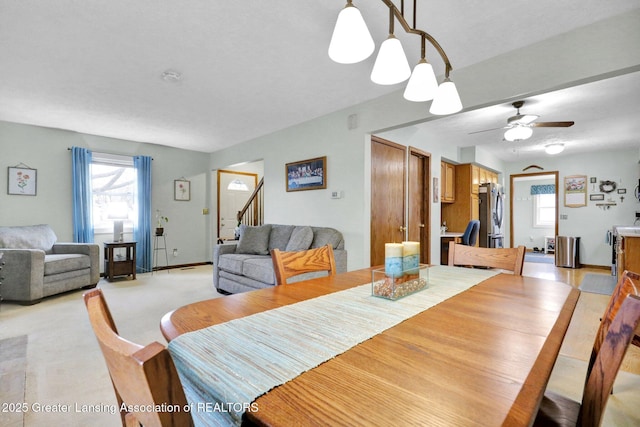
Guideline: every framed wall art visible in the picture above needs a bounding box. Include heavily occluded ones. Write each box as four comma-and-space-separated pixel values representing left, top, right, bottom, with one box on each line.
589, 194, 605, 201
8, 166, 37, 196
286, 156, 327, 192
563, 175, 587, 207
174, 179, 190, 201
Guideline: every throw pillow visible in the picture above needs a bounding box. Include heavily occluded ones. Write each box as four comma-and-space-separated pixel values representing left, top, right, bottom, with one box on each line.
285, 226, 313, 251
311, 227, 343, 249
268, 225, 295, 251
236, 224, 272, 255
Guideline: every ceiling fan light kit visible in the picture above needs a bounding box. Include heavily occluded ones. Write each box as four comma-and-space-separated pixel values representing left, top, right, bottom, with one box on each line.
329, 0, 462, 115
504, 125, 533, 142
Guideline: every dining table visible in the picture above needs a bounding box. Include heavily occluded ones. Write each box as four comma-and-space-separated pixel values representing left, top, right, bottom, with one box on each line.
161, 265, 580, 427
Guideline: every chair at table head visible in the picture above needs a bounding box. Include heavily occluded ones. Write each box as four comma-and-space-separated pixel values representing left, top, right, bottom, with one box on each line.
448, 241, 526, 275
271, 244, 336, 286
461, 220, 480, 246
534, 293, 640, 427
83, 289, 193, 427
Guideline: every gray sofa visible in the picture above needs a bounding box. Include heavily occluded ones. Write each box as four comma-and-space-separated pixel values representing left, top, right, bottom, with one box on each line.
0, 224, 100, 304
214, 224, 347, 294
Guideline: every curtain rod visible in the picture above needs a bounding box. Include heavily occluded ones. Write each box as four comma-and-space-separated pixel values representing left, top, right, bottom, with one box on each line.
67, 147, 153, 160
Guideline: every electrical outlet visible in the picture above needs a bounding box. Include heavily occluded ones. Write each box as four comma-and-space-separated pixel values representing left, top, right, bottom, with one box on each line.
173, 249, 178, 257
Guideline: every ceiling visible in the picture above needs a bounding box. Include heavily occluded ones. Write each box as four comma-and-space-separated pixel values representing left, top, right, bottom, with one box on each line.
1, 1, 639, 156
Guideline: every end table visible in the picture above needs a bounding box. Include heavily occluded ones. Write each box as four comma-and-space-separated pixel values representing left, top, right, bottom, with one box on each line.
104, 241, 136, 281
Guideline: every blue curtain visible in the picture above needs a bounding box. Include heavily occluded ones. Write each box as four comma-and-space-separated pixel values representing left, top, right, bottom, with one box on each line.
71, 146, 94, 243
134, 155, 152, 273
531, 184, 555, 195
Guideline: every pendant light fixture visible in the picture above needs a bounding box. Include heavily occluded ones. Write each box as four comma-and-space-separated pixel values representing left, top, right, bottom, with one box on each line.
328, 1, 375, 64
329, 0, 462, 115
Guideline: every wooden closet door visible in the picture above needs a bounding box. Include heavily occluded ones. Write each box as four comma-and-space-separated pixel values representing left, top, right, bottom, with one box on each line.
371, 137, 406, 266
408, 148, 430, 264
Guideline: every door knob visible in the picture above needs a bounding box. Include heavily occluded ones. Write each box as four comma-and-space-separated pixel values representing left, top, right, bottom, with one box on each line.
419, 224, 425, 228
399, 226, 407, 232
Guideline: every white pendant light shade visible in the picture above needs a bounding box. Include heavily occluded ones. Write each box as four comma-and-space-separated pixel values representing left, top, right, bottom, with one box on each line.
328, 3, 375, 64
403, 60, 438, 102
370, 35, 411, 85
545, 143, 565, 155
429, 78, 462, 115
504, 126, 533, 142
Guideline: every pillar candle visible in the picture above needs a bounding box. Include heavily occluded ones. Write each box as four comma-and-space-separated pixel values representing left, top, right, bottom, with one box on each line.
385, 243, 403, 277
402, 241, 420, 274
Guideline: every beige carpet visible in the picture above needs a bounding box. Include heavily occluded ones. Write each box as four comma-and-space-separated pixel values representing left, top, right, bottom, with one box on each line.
0, 265, 221, 427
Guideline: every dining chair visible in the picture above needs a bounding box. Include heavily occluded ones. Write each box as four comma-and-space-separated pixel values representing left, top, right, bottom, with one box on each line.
448, 241, 526, 275
591, 270, 640, 365
271, 244, 336, 285
461, 220, 480, 246
83, 289, 193, 427
533, 294, 640, 427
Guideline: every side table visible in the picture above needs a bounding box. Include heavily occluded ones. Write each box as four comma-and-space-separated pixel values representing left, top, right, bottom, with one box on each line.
104, 241, 136, 281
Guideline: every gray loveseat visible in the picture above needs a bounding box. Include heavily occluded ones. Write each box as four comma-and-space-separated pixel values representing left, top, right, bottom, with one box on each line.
0, 224, 100, 304
214, 224, 347, 294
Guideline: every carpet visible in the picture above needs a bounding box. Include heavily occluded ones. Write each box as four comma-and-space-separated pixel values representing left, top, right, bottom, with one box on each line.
524, 252, 555, 264
0, 335, 27, 427
579, 273, 617, 295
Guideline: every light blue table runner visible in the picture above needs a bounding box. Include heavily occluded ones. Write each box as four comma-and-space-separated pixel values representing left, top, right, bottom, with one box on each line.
168, 266, 500, 426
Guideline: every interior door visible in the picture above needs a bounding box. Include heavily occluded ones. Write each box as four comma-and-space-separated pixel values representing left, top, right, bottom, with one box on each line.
217, 170, 257, 239
371, 136, 406, 266
408, 147, 431, 264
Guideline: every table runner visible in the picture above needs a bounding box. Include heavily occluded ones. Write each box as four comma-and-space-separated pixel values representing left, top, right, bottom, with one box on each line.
168, 266, 499, 426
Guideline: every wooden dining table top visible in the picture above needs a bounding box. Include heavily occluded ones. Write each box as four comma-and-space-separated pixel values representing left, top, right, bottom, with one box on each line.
161, 267, 580, 427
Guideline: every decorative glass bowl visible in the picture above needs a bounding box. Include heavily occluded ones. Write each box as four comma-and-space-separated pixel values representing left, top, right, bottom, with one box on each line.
371, 264, 429, 300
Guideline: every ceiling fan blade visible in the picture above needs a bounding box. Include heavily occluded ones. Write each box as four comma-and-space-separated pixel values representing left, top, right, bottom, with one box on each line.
530, 121, 575, 128
468, 126, 506, 135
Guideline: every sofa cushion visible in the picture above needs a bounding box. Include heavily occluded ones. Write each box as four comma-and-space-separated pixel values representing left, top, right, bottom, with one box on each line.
311, 227, 344, 249
285, 226, 313, 251
242, 257, 276, 284
268, 225, 295, 251
236, 224, 272, 255
218, 254, 264, 275
44, 254, 91, 275
0, 224, 57, 252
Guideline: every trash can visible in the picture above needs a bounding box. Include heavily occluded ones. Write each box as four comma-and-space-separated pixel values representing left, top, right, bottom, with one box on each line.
555, 236, 580, 268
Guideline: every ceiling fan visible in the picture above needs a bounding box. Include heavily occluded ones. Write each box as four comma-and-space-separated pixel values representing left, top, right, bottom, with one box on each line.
470, 100, 575, 142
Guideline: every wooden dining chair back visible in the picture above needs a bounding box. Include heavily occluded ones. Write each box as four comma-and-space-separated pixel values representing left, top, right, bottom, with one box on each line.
84, 289, 193, 427
448, 241, 526, 275
271, 244, 336, 285
534, 294, 640, 427
589, 270, 640, 373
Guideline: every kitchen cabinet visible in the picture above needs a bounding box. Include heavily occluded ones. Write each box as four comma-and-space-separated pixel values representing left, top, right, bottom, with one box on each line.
441, 163, 498, 236
441, 161, 456, 203
617, 234, 640, 278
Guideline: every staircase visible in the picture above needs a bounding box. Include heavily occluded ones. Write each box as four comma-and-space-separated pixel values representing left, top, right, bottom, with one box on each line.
237, 177, 264, 227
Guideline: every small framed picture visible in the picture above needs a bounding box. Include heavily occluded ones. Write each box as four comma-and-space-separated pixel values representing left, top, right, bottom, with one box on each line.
589, 177, 597, 184
286, 156, 327, 192
174, 179, 190, 201
8, 167, 37, 196
589, 194, 605, 201
617, 188, 626, 194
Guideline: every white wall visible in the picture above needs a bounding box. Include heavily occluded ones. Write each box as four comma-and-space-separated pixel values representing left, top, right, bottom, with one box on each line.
0, 121, 212, 269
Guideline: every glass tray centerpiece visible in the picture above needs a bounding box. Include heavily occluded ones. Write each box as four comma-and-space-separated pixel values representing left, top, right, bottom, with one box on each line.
371, 264, 429, 300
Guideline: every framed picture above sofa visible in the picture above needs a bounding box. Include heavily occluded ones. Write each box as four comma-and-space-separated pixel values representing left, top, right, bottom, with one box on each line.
286, 156, 326, 192
8, 166, 37, 196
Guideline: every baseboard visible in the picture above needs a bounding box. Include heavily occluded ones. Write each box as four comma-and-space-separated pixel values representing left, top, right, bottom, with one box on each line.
152, 261, 212, 271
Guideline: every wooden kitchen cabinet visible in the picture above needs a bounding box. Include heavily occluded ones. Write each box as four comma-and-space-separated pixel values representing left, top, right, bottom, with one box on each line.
617, 235, 640, 278
441, 163, 498, 235
441, 161, 456, 203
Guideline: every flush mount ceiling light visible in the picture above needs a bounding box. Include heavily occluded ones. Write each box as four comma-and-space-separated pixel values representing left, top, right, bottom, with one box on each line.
329, 0, 462, 115
545, 143, 565, 155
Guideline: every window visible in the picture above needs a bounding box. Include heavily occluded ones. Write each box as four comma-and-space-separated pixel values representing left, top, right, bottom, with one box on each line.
91, 153, 137, 234
533, 193, 555, 228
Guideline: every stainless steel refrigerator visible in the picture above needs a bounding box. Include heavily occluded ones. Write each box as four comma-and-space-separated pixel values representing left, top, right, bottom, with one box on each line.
479, 183, 504, 248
